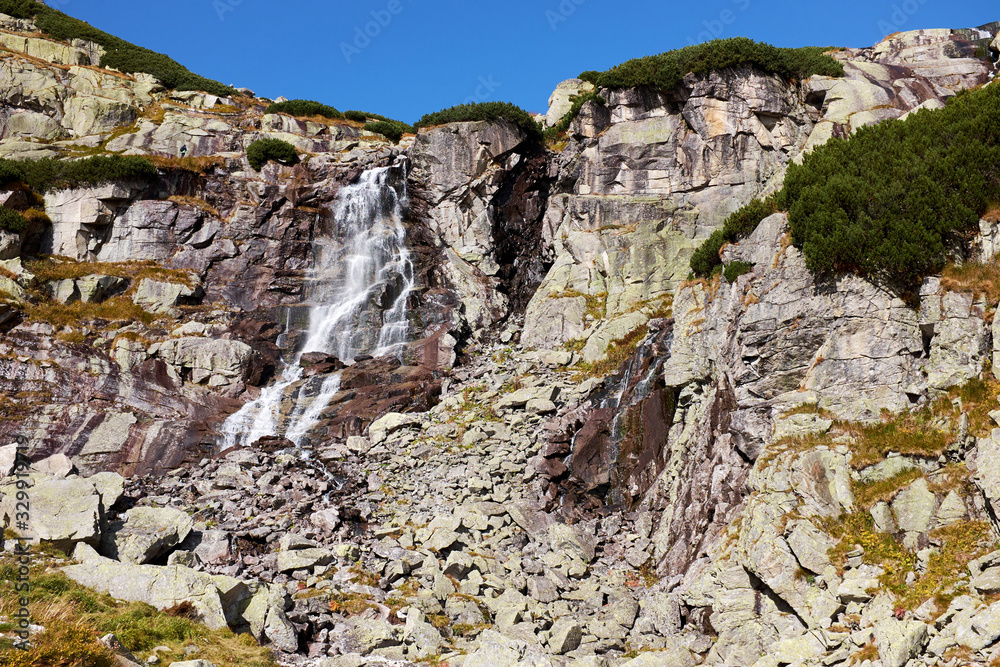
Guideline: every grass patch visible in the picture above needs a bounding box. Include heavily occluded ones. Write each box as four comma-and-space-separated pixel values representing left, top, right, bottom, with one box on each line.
780, 403, 834, 419
852, 469, 924, 509
572, 326, 647, 379
941, 260, 1000, 303
328, 592, 378, 617
900, 521, 995, 612
147, 155, 226, 175
825, 511, 915, 596
846, 411, 953, 469
944, 374, 1000, 437
25, 296, 156, 329
20, 258, 196, 330
0, 556, 276, 666
24, 257, 192, 286
168, 195, 220, 217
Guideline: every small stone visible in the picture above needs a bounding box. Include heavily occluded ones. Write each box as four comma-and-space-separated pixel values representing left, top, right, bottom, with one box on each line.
548, 617, 582, 654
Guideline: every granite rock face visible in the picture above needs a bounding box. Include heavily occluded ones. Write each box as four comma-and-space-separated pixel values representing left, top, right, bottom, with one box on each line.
0, 16, 998, 667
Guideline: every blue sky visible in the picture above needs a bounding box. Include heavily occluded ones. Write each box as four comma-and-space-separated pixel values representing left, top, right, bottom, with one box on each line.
58, 0, 997, 123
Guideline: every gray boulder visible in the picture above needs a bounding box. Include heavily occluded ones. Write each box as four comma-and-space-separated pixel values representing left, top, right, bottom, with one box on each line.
1, 475, 101, 545
102, 506, 194, 564
874, 618, 929, 667
155, 337, 262, 388
77, 274, 128, 303
64, 544, 243, 631
132, 278, 203, 315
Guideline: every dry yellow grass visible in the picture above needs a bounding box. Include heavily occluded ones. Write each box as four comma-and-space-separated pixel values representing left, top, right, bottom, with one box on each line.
24, 296, 158, 329
941, 260, 1000, 303
845, 411, 953, 469
852, 469, 924, 509
149, 155, 226, 175
572, 326, 647, 379
169, 195, 221, 217
25, 257, 194, 287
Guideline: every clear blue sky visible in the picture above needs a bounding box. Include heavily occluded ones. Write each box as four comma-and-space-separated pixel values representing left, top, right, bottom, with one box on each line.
58, 0, 997, 123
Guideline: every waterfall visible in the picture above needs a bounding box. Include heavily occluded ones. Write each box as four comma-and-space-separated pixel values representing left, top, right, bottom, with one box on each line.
219, 163, 413, 450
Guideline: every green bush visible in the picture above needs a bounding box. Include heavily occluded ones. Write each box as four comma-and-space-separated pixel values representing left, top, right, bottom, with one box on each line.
414, 102, 541, 140
265, 99, 342, 120
0, 156, 157, 193
364, 121, 404, 143
690, 197, 777, 276
782, 80, 1000, 289
0, 1, 234, 96
347, 110, 414, 133
580, 37, 844, 90
0, 160, 26, 189
553, 91, 606, 134
0, 209, 27, 233
723, 260, 754, 282
689, 229, 726, 276
246, 138, 299, 171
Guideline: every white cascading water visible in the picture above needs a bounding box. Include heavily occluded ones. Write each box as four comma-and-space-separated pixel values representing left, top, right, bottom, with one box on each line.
219, 164, 414, 450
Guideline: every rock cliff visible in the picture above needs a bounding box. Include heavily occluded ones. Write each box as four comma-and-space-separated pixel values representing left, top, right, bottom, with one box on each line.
0, 11, 999, 667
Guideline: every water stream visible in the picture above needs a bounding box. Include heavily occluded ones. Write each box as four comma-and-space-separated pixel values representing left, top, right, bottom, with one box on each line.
219, 163, 413, 450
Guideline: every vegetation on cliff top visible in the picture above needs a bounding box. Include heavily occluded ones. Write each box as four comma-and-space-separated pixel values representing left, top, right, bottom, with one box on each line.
0, 156, 157, 193
265, 99, 343, 120
579, 37, 844, 89
0, 0, 235, 96
346, 110, 415, 133
783, 81, 1000, 289
266, 103, 413, 141
364, 120, 405, 143
415, 102, 542, 140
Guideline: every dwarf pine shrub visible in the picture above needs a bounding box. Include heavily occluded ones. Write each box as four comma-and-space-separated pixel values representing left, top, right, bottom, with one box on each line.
246, 138, 299, 171
690, 197, 778, 276
782, 80, 1000, 289
0, 156, 157, 193
580, 37, 844, 90
414, 102, 541, 140
265, 99, 343, 120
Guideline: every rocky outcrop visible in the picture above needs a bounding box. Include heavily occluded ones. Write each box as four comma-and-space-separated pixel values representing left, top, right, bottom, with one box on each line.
523, 28, 996, 358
